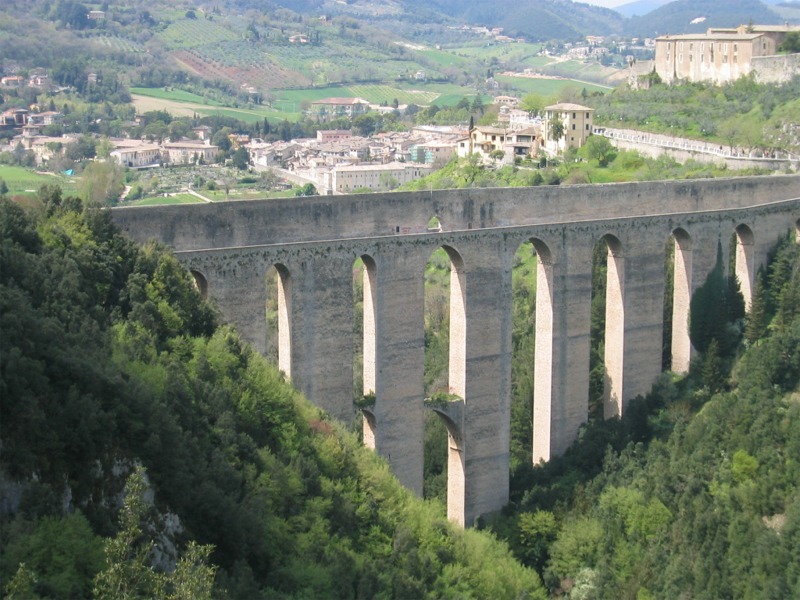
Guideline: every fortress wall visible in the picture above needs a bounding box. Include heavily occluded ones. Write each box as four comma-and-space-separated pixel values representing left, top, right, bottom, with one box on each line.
752, 54, 800, 85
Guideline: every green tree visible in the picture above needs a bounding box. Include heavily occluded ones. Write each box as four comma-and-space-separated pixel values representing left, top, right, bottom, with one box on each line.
517, 511, 557, 572
211, 128, 232, 152
778, 31, 800, 53
93, 467, 162, 599
4, 564, 41, 600
520, 93, 545, 115
352, 113, 378, 137
231, 146, 250, 170
745, 272, 768, 344
295, 182, 318, 196
689, 244, 744, 356
93, 467, 217, 600
0, 177, 8, 196
549, 116, 565, 145
470, 96, 484, 115
578, 135, 617, 167
79, 161, 124, 205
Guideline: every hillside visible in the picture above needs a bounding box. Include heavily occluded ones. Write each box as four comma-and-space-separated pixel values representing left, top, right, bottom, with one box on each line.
624, 0, 785, 37
0, 192, 545, 599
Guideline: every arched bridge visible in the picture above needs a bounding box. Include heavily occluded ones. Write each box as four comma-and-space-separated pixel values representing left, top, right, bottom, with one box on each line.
112, 175, 800, 526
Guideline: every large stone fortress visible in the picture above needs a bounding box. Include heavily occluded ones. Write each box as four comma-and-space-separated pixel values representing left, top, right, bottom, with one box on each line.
112, 176, 800, 526
654, 24, 800, 84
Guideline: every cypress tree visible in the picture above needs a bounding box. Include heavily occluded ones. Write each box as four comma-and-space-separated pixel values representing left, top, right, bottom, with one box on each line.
744, 272, 768, 345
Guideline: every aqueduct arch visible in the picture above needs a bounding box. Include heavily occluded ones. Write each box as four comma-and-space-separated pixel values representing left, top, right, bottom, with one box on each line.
669, 229, 693, 374
267, 263, 293, 380
357, 254, 378, 449
190, 269, 209, 299
523, 239, 556, 464
734, 224, 755, 310
423, 244, 468, 525
599, 234, 625, 419
112, 175, 800, 527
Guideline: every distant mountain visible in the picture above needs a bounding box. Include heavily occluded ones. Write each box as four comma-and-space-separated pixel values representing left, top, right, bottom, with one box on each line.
311, 0, 626, 40
623, 0, 786, 37
614, 0, 672, 18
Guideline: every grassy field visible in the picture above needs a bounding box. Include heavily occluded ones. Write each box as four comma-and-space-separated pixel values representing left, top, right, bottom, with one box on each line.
274, 82, 480, 108
495, 74, 610, 96
127, 193, 204, 206
131, 94, 302, 122
416, 49, 470, 68
130, 87, 225, 106
448, 42, 544, 61
202, 188, 297, 201
0, 166, 78, 197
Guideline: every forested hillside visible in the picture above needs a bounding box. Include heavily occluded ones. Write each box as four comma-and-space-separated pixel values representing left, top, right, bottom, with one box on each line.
624, 0, 784, 37
0, 191, 545, 599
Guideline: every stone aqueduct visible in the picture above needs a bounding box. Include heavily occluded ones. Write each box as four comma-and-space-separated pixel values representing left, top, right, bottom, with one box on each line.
112, 175, 800, 526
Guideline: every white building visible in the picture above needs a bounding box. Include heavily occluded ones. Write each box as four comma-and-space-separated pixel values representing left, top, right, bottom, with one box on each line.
324, 162, 433, 193
161, 141, 218, 165
110, 144, 162, 168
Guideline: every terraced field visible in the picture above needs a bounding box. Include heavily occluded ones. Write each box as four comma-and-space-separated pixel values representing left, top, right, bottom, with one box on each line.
158, 19, 239, 50
89, 35, 147, 53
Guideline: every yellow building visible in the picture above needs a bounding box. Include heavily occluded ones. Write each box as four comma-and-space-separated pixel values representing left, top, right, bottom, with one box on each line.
542, 103, 594, 154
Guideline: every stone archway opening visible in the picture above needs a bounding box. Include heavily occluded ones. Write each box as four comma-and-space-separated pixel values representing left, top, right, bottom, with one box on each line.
423, 245, 466, 523
510, 239, 554, 466
189, 269, 209, 300
663, 229, 693, 374
265, 263, 292, 379
428, 404, 465, 527
590, 234, 625, 420
427, 215, 443, 232
734, 224, 755, 310
353, 255, 378, 449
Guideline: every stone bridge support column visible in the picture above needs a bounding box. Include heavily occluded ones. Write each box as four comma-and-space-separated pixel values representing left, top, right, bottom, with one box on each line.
459, 240, 512, 526
181, 251, 269, 356
287, 253, 355, 424
547, 233, 593, 458
372, 245, 425, 496
619, 227, 669, 408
